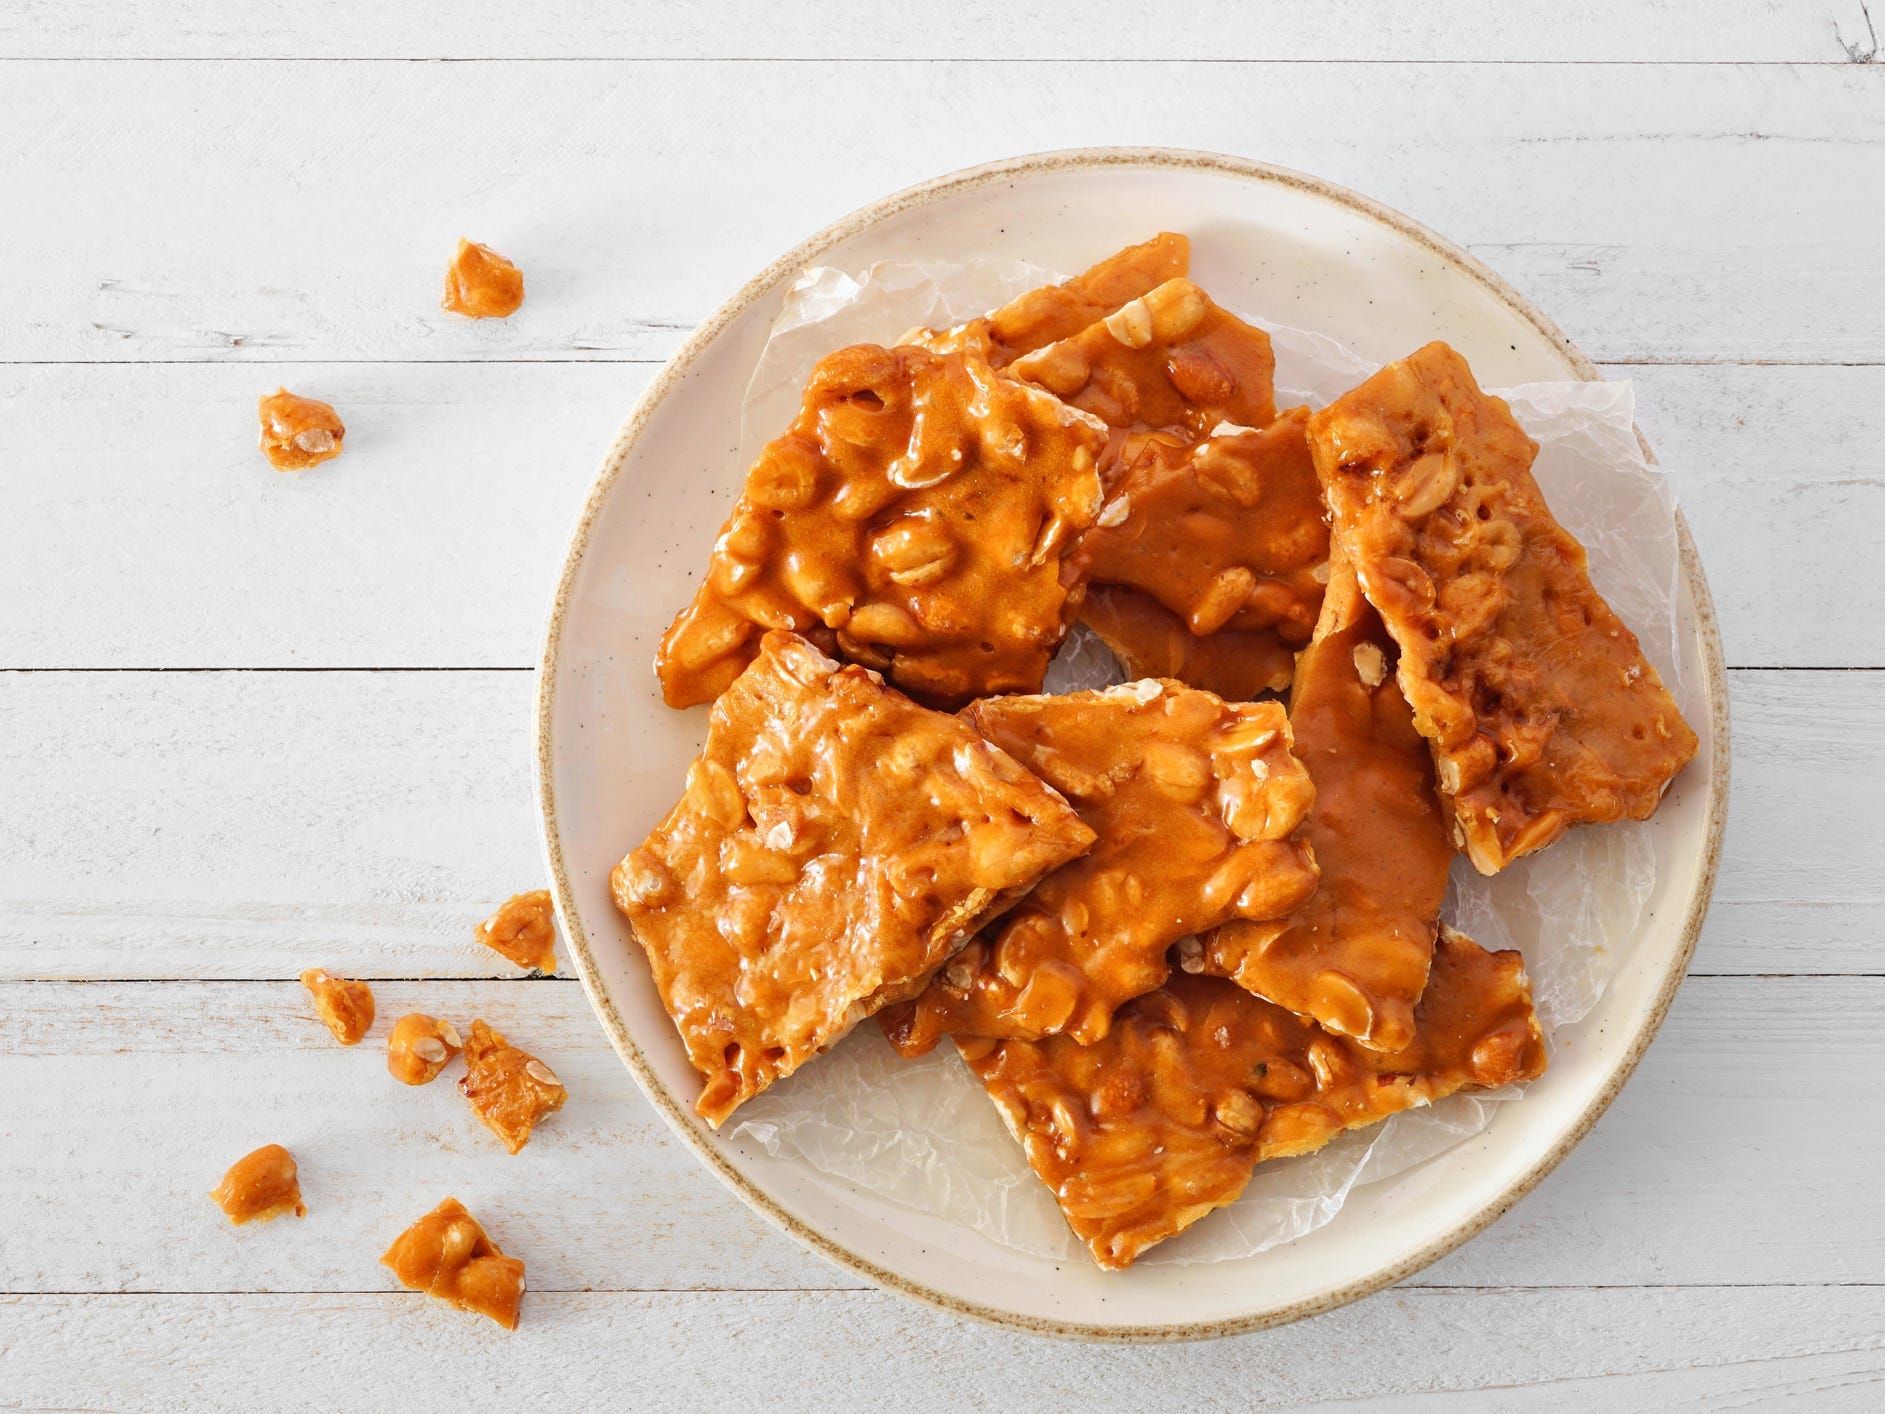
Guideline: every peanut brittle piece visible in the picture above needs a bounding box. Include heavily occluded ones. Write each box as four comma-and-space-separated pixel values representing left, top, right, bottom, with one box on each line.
459, 1020, 567, 1154
881, 681, 1318, 1056
474, 889, 558, 974
382, 1197, 525, 1330
657, 342, 1107, 710
441, 238, 525, 319
209, 1144, 306, 1225
1085, 409, 1327, 641
918, 233, 1190, 367
1009, 279, 1276, 451
1191, 553, 1454, 1051
300, 968, 374, 1046
962, 927, 1544, 1270
257, 388, 344, 472
387, 1013, 463, 1086
1310, 342, 1698, 872
615, 632, 1097, 1126
1080, 584, 1296, 701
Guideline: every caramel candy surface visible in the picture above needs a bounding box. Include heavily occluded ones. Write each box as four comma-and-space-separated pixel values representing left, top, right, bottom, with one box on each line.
209, 1143, 306, 1225
459, 1019, 566, 1154
1309, 342, 1697, 872
1080, 584, 1296, 702
300, 968, 374, 1046
474, 890, 557, 973
257, 388, 345, 471
382, 1197, 525, 1330
882, 681, 1318, 1055
617, 632, 1096, 1125
1009, 279, 1276, 451
1197, 553, 1454, 1051
964, 928, 1545, 1270
657, 343, 1107, 710
441, 239, 525, 319
387, 1013, 463, 1086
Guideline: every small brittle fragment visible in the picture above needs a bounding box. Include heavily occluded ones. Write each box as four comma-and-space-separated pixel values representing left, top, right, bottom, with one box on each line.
459, 1019, 566, 1154
300, 968, 374, 1046
382, 1197, 525, 1330
474, 889, 558, 973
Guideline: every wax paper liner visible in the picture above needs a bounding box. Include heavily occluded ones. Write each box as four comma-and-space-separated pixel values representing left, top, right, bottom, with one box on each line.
731, 261, 1692, 1264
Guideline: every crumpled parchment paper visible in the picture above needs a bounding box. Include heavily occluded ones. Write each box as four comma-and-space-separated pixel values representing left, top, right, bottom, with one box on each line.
730, 260, 1684, 1264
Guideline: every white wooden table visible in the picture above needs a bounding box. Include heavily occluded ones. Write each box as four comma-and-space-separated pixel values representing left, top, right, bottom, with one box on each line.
3, 4, 1881, 1407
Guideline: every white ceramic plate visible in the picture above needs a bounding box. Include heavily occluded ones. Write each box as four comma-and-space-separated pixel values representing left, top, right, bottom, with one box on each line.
535, 149, 1729, 1341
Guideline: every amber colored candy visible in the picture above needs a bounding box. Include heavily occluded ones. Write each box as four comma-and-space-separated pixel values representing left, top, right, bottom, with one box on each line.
257, 388, 345, 471
473, 890, 557, 973
442, 239, 525, 319
387, 1013, 463, 1086
459, 1020, 566, 1153
300, 968, 374, 1045
209, 1143, 306, 1225
382, 1197, 525, 1330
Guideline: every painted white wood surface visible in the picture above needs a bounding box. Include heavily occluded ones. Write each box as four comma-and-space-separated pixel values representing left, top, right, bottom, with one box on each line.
2, 2, 1880, 1406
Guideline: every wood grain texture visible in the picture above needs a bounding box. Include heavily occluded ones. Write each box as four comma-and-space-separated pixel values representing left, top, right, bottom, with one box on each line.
2, 1, 1875, 62
0, 667, 1859, 982
0, 976, 1875, 1294
1, 62, 1881, 367
2, 362, 1877, 670
1, 1288, 1881, 1410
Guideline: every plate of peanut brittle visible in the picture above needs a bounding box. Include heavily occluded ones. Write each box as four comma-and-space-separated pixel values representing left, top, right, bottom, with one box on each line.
535, 149, 1727, 1340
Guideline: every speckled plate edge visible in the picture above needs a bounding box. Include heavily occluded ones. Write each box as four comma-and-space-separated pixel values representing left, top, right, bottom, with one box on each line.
533, 146, 1732, 1343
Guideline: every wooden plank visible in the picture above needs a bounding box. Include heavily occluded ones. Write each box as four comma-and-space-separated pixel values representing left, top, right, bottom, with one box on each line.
1, 62, 1880, 366
0, 1287, 1880, 1409
1, 361, 1875, 672
0, 667, 1870, 981
0, 1, 1871, 62
0, 975, 1876, 1293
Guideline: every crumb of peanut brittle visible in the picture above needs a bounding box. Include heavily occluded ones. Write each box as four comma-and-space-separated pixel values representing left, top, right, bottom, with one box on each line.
458, 1019, 566, 1154
387, 1013, 463, 1086
300, 968, 374, 1046
655, 342, 1107, 710
473, 890, 557, 974
441, 238, 525, 319
962, 928, 1545, 1269
617, 631, 1096, 1126
1308, 341, 1697, 873
257, 388, 345, 472
209, 1143, 306, 1225
881, 681, 1319, 1056
382, 1197, 525, 1330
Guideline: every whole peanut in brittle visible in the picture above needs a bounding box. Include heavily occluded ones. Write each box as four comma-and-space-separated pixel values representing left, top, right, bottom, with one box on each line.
657, 343, 1107, 710
881, 680, 1318, 1056
258, 389, 345, 472
1308, 342, 1697, 872
209, 1143, 306, 1225
618, 632, 1096, 1126
963, 928, 1544, 1270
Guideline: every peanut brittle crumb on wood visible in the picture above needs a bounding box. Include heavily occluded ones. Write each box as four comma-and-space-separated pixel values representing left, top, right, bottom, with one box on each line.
441, 238, 525, 319
1196, 552, 1454, 1053
1307, 341, 1697, 873
880, 679, 1318, 1056
300, 968, 374, 1046
656, 341, 1107, 710
458, 1019, 566, 1153
382, 1197, 525, 1330
963, 928, 1545, 1270
257, 388, 345, 471
209, 1144, 306, 1225
616, 630, 1096, 1126
387, 1013, 463, 1087
474, 889, 558, 973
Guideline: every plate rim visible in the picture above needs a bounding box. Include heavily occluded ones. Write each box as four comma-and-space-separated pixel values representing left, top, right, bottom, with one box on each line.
533, 145, 1732, 1343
